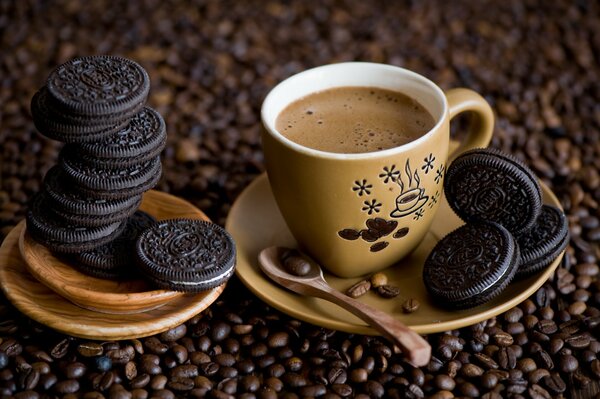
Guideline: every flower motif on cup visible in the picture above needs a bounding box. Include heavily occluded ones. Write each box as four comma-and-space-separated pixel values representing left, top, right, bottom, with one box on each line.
378, 165, 400, 184
435, 164, 445, 185
362, 199, 382, 215
421, 153, 435, 174
413, 208, 425, 220
428, 190, 440, 208
352, 179, 372, 197
390, 159, 429, 218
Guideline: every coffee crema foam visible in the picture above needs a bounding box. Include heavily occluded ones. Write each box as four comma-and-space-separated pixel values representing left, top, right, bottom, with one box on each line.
276, 86, 435, 154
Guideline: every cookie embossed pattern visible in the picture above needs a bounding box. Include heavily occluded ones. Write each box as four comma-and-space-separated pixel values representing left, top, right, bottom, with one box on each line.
338, 157, 444, 253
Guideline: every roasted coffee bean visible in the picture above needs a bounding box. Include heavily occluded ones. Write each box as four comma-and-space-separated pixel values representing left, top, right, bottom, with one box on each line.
474, 353, 499, 369
54, 379, 79, 394
529, 384, 552, 399
591, 359, 600, 378
543, 372, 566, 393
492, 331, 513, 347
376, 284, 400, 298
281, 372, 307, 387
458, 381, 480, 397
346, 280, 371, 298
168, 377, 194, 391
78, 343, 104, 357
461, 363, 483, 377
144, 338, 168, 355
481, 371, 499, 389
0, 339, 22, 357
402, 298, 420, 313
161, 325, 187, 342
64, 362, 86, 379
281, 249, 311, 276
498, 347, 517, 369
433, 374, 455, 391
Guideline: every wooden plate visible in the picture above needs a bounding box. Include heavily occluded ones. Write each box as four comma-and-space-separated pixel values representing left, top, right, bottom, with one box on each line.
18, 190, 210, 314
227, 172, 564, 335
0, 222, 225, 340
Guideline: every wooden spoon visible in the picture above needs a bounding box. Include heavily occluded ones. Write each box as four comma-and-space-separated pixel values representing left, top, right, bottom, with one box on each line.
258, 246, 431, 367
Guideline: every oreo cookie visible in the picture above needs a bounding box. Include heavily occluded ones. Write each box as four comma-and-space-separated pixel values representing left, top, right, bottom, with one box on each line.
444, 148, 542, 235
60, 152, 162, 199
51, 197, 140, 227
135, 219, 236, 292
423, 221, 520, 309
26, 193, 126, 253
31, 87, 130, 143
73, 211, 157, 279
43, 166, 142, 216
46, 56, 150, 117
515, 205, 569, 278
69, 107, 167, 167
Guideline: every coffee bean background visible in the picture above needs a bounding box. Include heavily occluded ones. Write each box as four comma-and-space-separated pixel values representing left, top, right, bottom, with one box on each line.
1, 1, 599, 398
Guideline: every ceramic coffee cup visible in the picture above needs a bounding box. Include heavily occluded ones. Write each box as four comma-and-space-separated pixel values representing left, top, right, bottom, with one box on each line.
261, 62, 493, 278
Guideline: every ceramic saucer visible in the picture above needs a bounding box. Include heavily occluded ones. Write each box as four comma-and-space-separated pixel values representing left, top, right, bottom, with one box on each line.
226, 173, 564, 335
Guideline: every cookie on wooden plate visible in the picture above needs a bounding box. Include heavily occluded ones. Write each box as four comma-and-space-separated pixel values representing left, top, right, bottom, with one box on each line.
444, 148, 542, 235
135, 219, 236, 292
73, 211, 157, 279
423, 221, 520, 309
26, 193, 126, 253
68, 107, 167, 168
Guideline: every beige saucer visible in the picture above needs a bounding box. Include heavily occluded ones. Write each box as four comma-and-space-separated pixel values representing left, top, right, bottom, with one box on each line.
227, 173, 564, 335
17, 190, 210, 314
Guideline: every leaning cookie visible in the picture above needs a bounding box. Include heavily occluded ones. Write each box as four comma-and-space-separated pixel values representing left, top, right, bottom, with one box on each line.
60, 153, 162, 200
515, 205, 569, 278
444, 148, 542, 235
423, 221, 520, 309
135, 219, 236, 292
68, 107, 167, 168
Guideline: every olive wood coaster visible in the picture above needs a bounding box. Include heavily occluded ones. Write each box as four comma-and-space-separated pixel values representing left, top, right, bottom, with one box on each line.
0, 191, 226, 340
18, 190, 210, 314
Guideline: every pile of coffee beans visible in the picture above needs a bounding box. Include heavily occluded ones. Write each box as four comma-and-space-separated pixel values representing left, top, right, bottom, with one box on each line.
1, 0, 599, 398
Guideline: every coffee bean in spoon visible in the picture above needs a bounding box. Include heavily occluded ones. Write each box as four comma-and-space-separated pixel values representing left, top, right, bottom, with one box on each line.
280, 248, 311, 276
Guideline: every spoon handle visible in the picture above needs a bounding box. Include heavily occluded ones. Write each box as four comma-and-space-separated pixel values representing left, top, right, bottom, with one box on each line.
313, 281, 431, 367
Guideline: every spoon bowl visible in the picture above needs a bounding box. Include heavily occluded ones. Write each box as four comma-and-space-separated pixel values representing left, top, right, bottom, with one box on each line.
258, 246, 431, 367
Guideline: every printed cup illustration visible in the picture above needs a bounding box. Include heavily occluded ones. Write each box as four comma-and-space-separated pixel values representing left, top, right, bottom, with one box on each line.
262, 62, 494, 277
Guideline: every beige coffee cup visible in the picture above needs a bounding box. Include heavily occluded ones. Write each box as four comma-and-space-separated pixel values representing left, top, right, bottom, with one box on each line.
261, 62, 493, 278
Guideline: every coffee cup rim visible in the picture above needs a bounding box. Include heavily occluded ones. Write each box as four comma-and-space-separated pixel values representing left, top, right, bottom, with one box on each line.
261, 62, 447, 160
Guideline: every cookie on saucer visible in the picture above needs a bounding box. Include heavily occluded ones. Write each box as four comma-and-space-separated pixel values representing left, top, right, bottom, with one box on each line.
135, 219, 236, 292
515, 205, 569, 278
444, 148, 542, 235
423, 221, 520, 309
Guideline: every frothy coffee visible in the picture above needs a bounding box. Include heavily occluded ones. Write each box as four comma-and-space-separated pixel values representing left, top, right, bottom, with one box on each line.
276, 86, 435, 153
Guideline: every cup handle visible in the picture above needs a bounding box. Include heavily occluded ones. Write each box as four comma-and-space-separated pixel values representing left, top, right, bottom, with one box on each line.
445, 88, 494, 162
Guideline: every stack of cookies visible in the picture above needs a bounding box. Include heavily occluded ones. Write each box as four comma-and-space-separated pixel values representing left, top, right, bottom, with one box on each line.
27, 56, 166, 278
423, 148, 569, 309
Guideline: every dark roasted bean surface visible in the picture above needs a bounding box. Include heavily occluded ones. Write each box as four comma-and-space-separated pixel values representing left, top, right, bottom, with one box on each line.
1, 0, 600, 397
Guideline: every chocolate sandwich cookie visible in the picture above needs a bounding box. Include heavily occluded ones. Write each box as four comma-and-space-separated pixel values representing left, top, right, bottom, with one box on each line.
31, 87, 129, 143
60, 152, 162, 199
74, 211, 157, 279
70, 107, 167, 167
46, 55, 150, 117
135, 219, 236, 292
51, 196, 141, 227
43, 166, 142, 216
26, 193, 126, 253
515, 205, 569, 278
423, 221, 520, 309
444, 148, 542, 235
